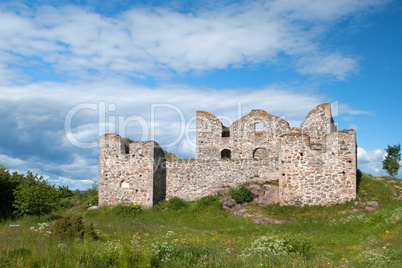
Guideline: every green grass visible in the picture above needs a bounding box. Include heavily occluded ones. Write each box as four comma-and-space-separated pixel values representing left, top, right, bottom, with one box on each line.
0, 173, 401, 267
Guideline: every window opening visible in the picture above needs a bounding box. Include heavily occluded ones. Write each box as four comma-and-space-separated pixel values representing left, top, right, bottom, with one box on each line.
253, 148, 268, 159
254, 122, 264, 135
221, 149, 231, 159
222, 125, 230, 137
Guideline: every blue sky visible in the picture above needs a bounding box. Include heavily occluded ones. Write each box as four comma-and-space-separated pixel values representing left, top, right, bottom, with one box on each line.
0, 0, 401, 189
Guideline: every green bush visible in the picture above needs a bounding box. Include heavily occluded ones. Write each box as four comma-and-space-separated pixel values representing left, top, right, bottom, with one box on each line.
155, 197, 187, 211
77, 182, 99, 206
59, 198, 74, 209
167, 197, 187, 210
198, 195, 218, 206
52, 216, 98, 240
110, 204, 142, 215
57, 186, 73, 199
283, 236, 313, 256
230, 185, 253, 203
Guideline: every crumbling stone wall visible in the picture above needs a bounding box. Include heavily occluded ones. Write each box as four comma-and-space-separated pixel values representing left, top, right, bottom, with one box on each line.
196, 110, 292, 160
196, 111, 226, 160
166, 159, 279, 201
278, 129, 356, 206
98, 134, 166, 208
99, 103, 357, 207
300, 103, 337, 144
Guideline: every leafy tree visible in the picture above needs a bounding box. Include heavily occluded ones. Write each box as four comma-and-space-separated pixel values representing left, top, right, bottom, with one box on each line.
57, 185, 73, 199
382, 144, 401, 177
0, 165, 18, 220
81, 181, 98, 206
13, 171, 59, 219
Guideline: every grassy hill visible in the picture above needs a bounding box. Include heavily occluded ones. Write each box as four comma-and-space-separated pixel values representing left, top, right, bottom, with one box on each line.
0, 172, 401, 267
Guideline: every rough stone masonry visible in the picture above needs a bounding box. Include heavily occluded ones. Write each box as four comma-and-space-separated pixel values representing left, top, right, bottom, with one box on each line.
99, 103, 357, 208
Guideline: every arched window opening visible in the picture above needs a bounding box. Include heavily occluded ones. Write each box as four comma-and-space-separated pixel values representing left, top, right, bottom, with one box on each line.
221, 149, 231, 159
253, 148, 268, 159
222, 125, 230, 137
254, 122, 264, 135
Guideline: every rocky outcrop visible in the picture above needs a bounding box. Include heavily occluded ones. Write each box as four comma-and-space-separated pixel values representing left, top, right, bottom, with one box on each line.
253, 184, 279, 206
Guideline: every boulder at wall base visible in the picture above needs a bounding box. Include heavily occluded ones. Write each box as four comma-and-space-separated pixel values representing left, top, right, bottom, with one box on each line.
253, 185, 279, 206
222, 198, 237, 210
248, 184, 264, 198
254, 194, 278, 206
216, 188, 230, 197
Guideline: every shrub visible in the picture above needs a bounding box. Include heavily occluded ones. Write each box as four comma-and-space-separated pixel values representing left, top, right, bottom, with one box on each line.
110, 204, 142, 215
283, 236, 313, 256
52, 216, 98, 240
230, 185, 253, 203
59, 198, 74, 209
198, 195, 218, 206
80, 182, 98, 206
57, 186, 73, 199
155, 197, 188, 211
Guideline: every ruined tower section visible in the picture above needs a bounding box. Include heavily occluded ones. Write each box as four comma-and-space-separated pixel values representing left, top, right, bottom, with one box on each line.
278, 129, 356, 206
196, 111, 224, 160
98, 134, 166, 208
300, 103, 337, 146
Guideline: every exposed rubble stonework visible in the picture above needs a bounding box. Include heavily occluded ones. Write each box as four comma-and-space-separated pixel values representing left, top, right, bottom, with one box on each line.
98, 134, 166, 208
99, 103, 357, 207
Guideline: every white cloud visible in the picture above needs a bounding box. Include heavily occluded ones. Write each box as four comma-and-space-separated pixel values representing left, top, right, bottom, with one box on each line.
0, 154, 26, 167
0, 0, 388, 82
48, 177, 94, 190
338, 104, 373, 116
0, 79, 326, 186
357, 147, 385, 175
1, 80, 325, 148
298, 53, 358, 80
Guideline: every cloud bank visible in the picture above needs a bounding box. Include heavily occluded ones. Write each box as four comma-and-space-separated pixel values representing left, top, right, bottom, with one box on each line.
357, 147, 385, 175
0, 0, 387, 83
0, 80, 326, 188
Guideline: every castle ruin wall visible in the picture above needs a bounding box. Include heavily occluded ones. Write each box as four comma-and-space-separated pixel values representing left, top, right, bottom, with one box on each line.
98, 134, 166, 208
99, 102, 357, 208
279, 129, 356, 206
300, 103, 337, 145
166, 159, 279, 201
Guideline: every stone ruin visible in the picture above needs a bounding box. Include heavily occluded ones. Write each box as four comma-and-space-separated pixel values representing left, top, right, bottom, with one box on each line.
99, 103, 357, 208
